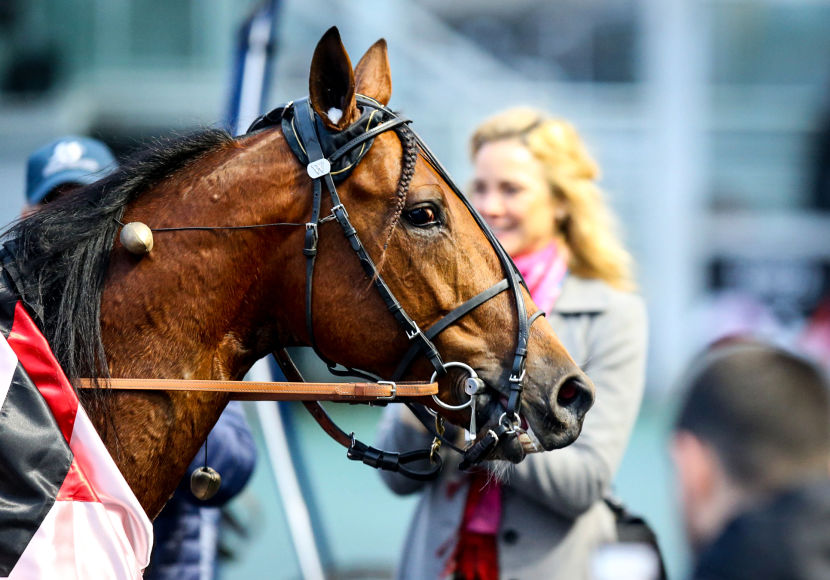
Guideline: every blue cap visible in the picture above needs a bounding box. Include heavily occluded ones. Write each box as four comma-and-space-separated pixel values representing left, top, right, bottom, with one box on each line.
26, 136, 117, 205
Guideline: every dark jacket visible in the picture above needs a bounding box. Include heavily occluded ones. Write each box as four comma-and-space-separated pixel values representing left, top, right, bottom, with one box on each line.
144, 401, 256, 580
693, 480, 830, 580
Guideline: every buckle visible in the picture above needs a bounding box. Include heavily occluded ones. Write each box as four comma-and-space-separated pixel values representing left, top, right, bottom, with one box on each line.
303, 222, 319, 256
405, 325, 420, 340
498, 411, 521, 434
307, 158, 331, 179
508, 369, 526, 384
377, 380, 397, 400
330, 203, 349, 219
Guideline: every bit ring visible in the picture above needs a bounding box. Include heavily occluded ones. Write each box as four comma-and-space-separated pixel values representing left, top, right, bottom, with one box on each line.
430, 362, 479, 410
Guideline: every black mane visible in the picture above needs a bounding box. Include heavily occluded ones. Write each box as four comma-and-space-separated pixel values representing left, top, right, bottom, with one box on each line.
4, 129, 235, 383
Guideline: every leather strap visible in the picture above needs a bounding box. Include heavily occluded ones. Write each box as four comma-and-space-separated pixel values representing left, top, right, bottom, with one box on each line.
77, 377, 436, 402
328, 116, 409, 162
271, 349, 442, 481
291, 98, 446, 380
392, 279, 510, 379
244, 96, 539, 467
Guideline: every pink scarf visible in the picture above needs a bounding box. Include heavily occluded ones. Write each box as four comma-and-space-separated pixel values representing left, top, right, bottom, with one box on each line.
513, 240, 569, 313
451, 241, 569, 577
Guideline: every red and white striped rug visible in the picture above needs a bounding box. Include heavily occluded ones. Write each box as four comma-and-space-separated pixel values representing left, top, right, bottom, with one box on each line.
0, 301, 152, 579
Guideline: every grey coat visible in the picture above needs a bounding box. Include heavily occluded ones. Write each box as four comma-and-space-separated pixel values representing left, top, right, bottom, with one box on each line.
376, 275, 648, 580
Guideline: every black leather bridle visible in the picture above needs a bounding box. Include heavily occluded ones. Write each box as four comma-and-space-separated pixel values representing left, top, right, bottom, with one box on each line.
248, 95, 545, 473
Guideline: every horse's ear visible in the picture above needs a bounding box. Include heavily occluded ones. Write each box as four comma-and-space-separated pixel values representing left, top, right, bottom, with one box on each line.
354, 39, 392, 106
309, 26, 358, 131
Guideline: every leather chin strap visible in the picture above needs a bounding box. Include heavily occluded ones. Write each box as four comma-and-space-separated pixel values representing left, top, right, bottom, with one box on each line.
273, 350, 442, 482
247, 95, 544, 473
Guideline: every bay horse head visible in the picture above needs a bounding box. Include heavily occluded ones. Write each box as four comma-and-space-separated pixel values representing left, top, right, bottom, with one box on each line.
7, 27, 593, 517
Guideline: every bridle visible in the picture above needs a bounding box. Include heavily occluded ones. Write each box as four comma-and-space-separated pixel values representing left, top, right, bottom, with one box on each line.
98, 95, 545, 478
247, 95, 546, 470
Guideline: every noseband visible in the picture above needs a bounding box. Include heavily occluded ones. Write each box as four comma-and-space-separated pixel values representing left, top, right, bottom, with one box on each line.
248, 95, 545, 464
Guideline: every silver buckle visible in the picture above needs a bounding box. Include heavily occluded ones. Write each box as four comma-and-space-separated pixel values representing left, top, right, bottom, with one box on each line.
508, 369, 526, 384
331, 203, 349, 219
405, 323, 421, 340
304, 222, 319, 254
377, 380, 397, 400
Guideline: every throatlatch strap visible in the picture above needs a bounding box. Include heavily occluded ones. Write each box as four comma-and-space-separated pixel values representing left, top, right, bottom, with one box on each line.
291, 99, 326, 363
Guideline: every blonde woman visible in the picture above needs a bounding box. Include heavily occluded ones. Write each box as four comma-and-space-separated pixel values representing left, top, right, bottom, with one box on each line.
376, 108, 648, 580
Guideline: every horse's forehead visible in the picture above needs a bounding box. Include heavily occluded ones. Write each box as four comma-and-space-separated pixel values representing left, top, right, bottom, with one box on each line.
411, 155, 447, 189
364, 132, 449, 190
344, 132, 403, 195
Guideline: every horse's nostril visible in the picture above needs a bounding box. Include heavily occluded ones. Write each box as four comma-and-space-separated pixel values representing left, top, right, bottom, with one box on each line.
557, 378, 580, 406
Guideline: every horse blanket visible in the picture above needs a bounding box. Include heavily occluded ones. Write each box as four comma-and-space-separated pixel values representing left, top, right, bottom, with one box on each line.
0, 251, 152, 579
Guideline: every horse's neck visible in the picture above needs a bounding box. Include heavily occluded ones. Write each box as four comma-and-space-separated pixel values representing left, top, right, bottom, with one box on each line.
95, 130, 303, 517
93, 391, 230, 518
97, 325, 245, 516
101, 322, 257, 516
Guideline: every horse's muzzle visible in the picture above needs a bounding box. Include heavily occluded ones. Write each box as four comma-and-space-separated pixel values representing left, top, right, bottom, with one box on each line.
529, 371, 595, 452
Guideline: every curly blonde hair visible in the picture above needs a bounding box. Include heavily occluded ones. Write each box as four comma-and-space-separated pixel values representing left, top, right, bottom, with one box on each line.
470, 107, 635, 291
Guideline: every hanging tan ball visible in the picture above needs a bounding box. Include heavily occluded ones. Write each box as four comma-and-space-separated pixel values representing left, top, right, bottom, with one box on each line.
120, 222, 154, 255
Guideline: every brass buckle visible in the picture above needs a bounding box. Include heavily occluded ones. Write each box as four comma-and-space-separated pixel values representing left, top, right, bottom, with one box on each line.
430, 416, 446, 462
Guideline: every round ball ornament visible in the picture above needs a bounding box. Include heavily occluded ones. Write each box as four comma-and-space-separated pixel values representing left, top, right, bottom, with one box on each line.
190, 466, 222, 501
120, 222, 154, 255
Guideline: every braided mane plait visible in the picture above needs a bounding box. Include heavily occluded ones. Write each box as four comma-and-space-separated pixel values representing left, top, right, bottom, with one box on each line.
377, 126, 418, 271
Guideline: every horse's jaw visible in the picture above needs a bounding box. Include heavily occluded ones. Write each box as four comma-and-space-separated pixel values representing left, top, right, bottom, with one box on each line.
492, 431, 529, 464
471, 406, 584, 464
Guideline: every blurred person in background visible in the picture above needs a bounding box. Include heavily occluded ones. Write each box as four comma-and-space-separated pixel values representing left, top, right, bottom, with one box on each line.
376, 108, 649, 580
25, 136, 258, 580
24, 135, 116, 211
145, 402, 255, 580
672, 340, 830, 580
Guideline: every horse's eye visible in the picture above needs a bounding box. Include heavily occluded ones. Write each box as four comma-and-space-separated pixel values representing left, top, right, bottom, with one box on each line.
405, 206, 440, 228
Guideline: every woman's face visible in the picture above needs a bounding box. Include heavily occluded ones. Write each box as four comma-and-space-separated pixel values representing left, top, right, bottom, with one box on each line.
470, 139, 558, 257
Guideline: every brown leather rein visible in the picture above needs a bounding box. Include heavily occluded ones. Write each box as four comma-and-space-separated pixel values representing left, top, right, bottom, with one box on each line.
76, 377, 435, 402
78, 349, 437, 465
